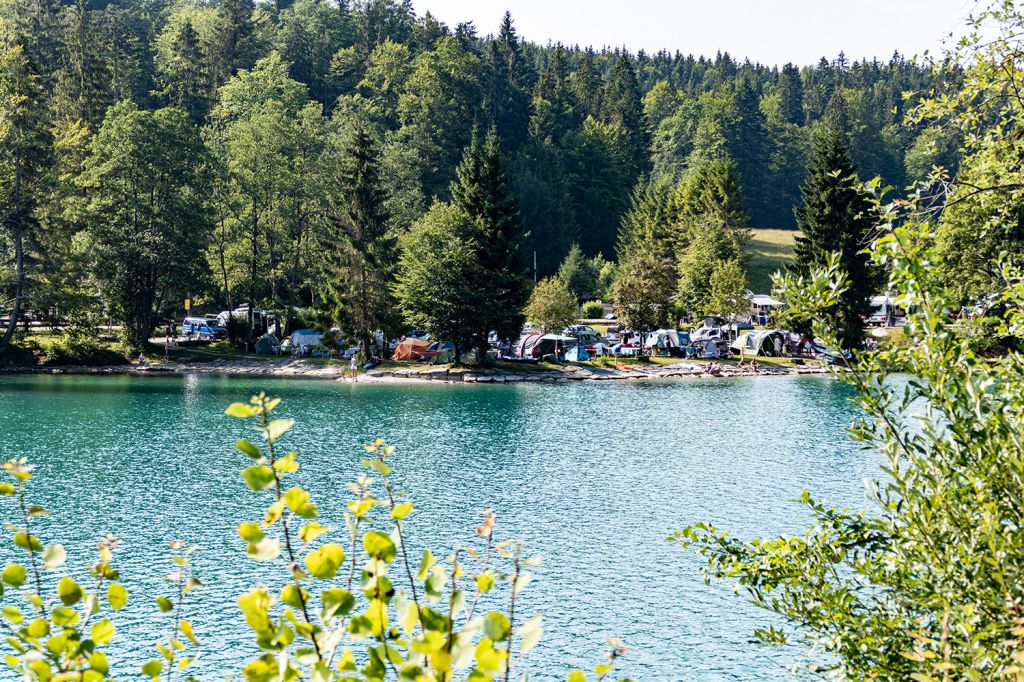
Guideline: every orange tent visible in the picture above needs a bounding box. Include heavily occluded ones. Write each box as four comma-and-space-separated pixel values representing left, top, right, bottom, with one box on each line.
391, 338, 430, 361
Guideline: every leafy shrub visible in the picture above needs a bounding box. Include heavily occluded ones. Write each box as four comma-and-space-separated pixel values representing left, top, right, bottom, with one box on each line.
581, 301, 605, 320
0, 394, 629, 681
44, 329, 125, 366
225, 314, 249, 345
952, 317, 1009, 356
677, 219, 1024, 678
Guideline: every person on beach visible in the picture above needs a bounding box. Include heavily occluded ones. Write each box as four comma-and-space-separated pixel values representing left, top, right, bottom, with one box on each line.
350, 354, 358, 381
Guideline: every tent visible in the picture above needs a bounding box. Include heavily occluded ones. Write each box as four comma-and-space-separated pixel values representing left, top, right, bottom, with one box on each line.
643, 329, 689, 349
731, 329, 787, 357
687, 338, 725, 359
290, 329, 321, 349
254, 333, 279, 355
517, 334, 575, 359
748, 293, 784, 309
565, 345, 590, 362
392, 337, 430, 361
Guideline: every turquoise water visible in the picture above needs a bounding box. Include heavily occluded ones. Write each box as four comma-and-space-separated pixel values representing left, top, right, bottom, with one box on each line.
0, 374, 872, 680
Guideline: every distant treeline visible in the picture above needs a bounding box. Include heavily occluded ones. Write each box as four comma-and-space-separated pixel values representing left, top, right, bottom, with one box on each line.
0, 0, 959, 350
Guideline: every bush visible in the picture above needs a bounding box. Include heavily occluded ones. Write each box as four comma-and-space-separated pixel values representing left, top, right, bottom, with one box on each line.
43, 325, 126, 366
0, 395, 629, 682
677, 220, 1024, 679
581, 301, 605, 319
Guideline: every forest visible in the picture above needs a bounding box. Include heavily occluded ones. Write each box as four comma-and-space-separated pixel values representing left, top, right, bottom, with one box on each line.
0, 0, 964, 353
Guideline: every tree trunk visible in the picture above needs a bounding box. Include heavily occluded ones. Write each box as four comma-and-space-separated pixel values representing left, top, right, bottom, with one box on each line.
1, 225, 25, 350
1, 154, 25, 352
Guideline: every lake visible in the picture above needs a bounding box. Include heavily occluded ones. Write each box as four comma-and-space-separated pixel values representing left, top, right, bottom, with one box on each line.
0, 373, 874, 680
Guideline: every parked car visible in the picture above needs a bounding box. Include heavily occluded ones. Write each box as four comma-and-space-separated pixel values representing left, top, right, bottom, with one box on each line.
182, 316, 227, 340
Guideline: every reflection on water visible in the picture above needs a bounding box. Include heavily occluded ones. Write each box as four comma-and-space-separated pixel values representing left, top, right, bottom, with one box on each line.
0, 374, 872, 680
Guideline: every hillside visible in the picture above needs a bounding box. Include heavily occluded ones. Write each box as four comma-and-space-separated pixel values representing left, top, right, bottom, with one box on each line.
745, 228, 798, 293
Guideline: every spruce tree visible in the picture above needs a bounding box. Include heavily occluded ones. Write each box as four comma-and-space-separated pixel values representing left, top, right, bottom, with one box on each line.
729, 78, 770, 226
320, 126, 399, 358
0, 43, 51, 350
451, 127, 530, 348
603, 53, 649, 176
573, 48, 602, 119
156, 20, 212, 123
212, 0, 257, 83
778, 63, 805, 125
792, 122, 877, 347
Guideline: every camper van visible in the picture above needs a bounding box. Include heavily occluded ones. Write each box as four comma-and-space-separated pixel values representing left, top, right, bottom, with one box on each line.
182, 316, 227, 340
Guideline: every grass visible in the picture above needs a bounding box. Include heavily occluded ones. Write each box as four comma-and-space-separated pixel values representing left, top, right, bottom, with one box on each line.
746, 228, 798, 293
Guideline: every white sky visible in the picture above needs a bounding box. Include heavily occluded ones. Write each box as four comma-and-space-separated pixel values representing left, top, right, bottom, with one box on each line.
410, 0, 979, 66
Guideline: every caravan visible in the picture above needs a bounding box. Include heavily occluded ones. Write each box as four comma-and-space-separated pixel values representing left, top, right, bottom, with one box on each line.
181, 316, 227, 340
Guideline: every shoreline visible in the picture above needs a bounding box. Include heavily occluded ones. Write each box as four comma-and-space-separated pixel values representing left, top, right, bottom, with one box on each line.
0, 357, 831, 383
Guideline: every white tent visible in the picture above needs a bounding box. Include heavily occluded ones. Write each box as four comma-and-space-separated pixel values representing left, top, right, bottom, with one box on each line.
289, 329, 321, 349
748, 293, 784, 308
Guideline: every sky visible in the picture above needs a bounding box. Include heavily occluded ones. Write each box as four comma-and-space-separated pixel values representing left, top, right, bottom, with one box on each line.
409, 0, 978, 67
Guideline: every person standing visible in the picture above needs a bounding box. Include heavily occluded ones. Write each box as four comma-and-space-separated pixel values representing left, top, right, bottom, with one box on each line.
350, 354, 359, 381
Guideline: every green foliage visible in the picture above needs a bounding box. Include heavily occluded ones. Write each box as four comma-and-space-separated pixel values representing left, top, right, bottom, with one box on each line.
676, 217, 749, 317
612, 255, 674, 334
677, 12, 1024, 673
0, 391, 633, 681
525, 277, 577, 334
557, 244, 599, 301
791, 121, 878, 347
581, 301, 605, 320
394, 203, 488, 360
79, 102, 212, 350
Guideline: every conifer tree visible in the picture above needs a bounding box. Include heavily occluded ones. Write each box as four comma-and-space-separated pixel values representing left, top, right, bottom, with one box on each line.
777, 63, 804, 125
730, 78, 770, 225
557, 243, 598, 301
573, 48, 602, 119
212, 0, 258, 83
603, 53, 649, 176
156, 20, 212, 123
0, 42, 51, 350
53, 0, 113, 129
482, 12, 532, 151
791, 122, 877, 347
319, 126, 399, 358
451, 127, 530, 347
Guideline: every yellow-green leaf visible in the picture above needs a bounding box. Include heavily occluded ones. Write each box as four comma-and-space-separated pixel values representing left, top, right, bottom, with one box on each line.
91, 619, 115, 645
107, 583, 128, 610
391, 502, 413, 519
225, 403, 258, 418
2, 564, 26, 587
304, 543, 344, 579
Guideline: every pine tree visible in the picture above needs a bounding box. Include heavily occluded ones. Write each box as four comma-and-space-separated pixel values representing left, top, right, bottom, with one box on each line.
778, 63, 804, 125
53, 0, 113, 130
156, 20, 212, 123
212, 0, 257, 83
792, 122, 877, 347
451, 127, 530, 346
603, 53, 649, 176
729, 78, 770, 226
573, 48, 602, 119
320, 127, 399, 358
0, 43, 51, 350
557, 243, 598, 301
481, 11, 533, 152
